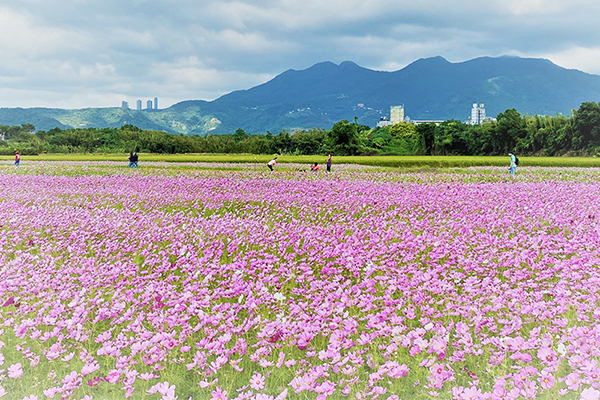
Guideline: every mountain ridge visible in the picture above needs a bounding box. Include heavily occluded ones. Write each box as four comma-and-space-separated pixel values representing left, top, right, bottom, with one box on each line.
1, 55, 600, 135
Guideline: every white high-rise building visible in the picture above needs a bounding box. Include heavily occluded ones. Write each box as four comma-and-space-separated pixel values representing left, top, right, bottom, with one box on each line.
121, 101, 129, 110
154, 97, 158, 110
390, 105, 404, 125
136, 100, 142, 110
147, 100, 153, 110
470, 103, 485, 125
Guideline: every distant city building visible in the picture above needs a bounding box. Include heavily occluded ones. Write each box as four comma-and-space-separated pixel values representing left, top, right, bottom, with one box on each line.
154, 97, 158, 110
411, 120, 445, 126
121, 101, 129, 110
147, 100, 153, 110
469, 103, 486, 125
390, 105, 404, 125
376, 116, 391, 127
136, 100, 142, 111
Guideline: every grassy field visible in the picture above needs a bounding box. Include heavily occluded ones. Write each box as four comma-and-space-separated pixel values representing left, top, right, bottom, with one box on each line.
4, 153, 600, 168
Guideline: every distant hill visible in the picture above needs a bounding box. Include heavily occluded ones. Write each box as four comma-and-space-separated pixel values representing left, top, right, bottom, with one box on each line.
2, 56, 600, 135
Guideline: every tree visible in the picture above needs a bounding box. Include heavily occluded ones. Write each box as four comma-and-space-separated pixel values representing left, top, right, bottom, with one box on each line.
415, 123, 436, 155
233, 128, 248, 143
325, 120, 362, 155
494, 109, 526, 154
435, 120, 469, 155
573, 102, 600, 150
291, 129, 325, 155
271, 131, 293, 154
21, 123, 35, 133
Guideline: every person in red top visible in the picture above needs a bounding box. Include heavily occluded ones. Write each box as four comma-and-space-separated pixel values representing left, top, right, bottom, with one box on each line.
310, 162, 319, 172
14, 151, 20, 167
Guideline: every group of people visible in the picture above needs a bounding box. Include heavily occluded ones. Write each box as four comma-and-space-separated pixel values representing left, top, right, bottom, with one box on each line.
128, 152, 139, 168
11, 150, 519, 175
268, 154, 333, 172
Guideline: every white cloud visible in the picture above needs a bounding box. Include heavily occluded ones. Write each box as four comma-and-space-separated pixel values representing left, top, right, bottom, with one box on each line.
539, 47, 600, 75
0, 7, 85, 58
149, 57, 273, 98
2, 0, 600, 109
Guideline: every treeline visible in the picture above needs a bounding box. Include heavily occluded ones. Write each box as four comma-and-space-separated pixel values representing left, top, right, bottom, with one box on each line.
3, 102, 600, 156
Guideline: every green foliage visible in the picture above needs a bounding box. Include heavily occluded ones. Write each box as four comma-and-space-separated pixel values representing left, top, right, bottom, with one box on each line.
325, 119, 364, 155
5, 101, 600, 157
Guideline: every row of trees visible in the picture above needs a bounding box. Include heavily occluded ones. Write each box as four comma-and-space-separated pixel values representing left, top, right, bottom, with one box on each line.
2, 102, 600, 156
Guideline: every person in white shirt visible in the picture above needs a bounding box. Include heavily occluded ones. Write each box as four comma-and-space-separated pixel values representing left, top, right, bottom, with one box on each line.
267, 157, 277, 171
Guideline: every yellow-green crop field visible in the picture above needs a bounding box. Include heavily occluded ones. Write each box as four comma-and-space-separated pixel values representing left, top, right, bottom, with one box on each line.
4, 153, 600, 168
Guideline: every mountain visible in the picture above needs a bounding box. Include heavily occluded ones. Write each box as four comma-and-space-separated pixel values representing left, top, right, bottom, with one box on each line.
2, 56, 600, 135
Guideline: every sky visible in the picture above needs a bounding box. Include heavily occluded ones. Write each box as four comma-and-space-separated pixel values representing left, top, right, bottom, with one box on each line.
1, 0, 600, 110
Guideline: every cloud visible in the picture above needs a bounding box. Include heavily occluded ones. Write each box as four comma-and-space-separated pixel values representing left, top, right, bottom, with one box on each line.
2, 0, 600, 109
540, 46, 600, 76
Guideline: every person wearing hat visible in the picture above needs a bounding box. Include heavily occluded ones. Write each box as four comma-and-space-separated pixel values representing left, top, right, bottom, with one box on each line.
14, 151, 20, 167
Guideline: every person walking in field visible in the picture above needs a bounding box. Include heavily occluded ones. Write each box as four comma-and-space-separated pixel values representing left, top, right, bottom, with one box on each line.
326, 154, 332, 172
508, 152, 518, 177
128, 152, 135, 168
132, 151, 139, 168
14, 151, 20, 167
267, 157, 277, 171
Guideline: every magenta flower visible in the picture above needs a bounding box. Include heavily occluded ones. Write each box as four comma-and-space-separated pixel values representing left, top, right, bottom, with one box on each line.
2, 296, 14, 307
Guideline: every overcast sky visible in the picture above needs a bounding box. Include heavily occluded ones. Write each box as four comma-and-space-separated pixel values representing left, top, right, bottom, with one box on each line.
1, 0, 600, 109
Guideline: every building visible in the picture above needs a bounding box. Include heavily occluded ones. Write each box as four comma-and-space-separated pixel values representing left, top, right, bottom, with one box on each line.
147, 100, 153, 110
411, 120, 445, 126
469, 103, 486, 125
376, 116, 391, 127
154, 97, 158, 110
121, 101, 129, 110
390, 105, 404, 125
136, 100, 142, 111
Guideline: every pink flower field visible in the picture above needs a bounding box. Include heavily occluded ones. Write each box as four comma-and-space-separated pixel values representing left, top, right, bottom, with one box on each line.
1, 162, 600, 400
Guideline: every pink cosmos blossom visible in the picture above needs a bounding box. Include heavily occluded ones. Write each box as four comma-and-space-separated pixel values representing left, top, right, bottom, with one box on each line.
147, 381, 176, 397
8, 363, 23, 378
460, 386, 484, 400
250, 372, 266, 390
211, 387, 228, 400
566, 372, 581, 391
42, 388, 62, 398
539, 374, 555, 390
581, 388, 600, 400
537, 347, 557, 364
